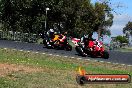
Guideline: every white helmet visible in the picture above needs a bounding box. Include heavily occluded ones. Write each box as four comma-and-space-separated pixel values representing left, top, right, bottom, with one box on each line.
84, 35, 88, 38
49, 29, 54, 32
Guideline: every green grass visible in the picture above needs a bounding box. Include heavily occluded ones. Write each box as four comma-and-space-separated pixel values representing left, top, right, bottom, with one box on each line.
116, 47, 132, 52
37, 38, 43, 44
0, 48, 132, 88
68, 39, 75, 47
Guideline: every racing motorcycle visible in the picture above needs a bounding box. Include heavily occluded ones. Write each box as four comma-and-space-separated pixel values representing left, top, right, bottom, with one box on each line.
74, 39, 109, 59
43, 34, 72, 51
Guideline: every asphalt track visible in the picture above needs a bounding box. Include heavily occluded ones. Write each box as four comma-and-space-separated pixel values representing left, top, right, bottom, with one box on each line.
0, 40, 132, 65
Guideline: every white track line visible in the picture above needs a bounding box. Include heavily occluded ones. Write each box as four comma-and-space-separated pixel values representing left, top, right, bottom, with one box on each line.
94, 60, 98, 62
121, 64, 125, 66
64, 56, 68, 57
71, 57, 75, 59
127, 65, 132, 67
12, 49, 16, 50
100, 61, 104, 63
85, 59, 90, 61
107, 62, 111, 64
56, 55, 60, 57
113, 63, 119, 65
77, 58, 82, 60
3, 48, 132, 66
35, 52, 38, 54
19, 50, 23, 51
49, 54, 53, 56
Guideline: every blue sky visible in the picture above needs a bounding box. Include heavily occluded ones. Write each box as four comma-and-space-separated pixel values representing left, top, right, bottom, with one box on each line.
91, 0, 132, 43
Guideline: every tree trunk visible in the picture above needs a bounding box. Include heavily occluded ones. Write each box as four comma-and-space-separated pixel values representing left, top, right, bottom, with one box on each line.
98, 29, 101, 40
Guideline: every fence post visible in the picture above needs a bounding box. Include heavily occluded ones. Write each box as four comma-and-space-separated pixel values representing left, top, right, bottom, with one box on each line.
33, 34, 37, 43
0, 30, 2, 39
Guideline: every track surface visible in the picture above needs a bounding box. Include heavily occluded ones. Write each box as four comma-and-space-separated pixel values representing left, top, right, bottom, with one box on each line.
0, 40, 132, 65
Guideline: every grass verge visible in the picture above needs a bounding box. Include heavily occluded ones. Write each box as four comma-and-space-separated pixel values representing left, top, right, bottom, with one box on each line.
115, 47, 132, 52
0, 48, 132, 88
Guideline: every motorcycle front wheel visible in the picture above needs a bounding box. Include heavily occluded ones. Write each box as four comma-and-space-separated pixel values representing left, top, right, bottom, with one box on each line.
102, 50, 109, 59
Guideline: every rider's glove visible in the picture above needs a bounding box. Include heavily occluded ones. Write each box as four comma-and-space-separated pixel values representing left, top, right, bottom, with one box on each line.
60, 39, 64, 42
50, 40, 53, 42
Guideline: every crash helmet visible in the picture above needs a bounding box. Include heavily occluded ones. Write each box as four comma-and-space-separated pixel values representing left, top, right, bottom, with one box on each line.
49, 29, 54, 33
84, 34, 88, 38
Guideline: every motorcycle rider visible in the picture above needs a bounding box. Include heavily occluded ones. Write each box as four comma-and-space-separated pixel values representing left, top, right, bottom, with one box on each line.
81, 32, 94, 48
54, 31, 67, 45
46, 29, 55, 45
80, 32, 97, 55
46, 29, 55, 39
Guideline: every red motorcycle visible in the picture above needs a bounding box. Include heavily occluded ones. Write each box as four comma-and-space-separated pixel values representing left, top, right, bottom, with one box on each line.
74, 39, 109, 59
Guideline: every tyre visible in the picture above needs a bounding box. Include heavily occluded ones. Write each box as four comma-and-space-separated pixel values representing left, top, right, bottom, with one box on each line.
75, 46, 87, 57
76, 75, 86, 85
54, 44, 60, 50
90, 51, 96, 58
103, 50, 109, 59
65, 44, 72, 51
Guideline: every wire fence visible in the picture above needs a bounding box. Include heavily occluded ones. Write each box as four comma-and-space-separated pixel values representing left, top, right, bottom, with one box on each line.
0, 30, 39, 43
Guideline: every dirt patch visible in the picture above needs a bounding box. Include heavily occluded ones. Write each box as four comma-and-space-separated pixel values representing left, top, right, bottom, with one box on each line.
0, 63, 43, 77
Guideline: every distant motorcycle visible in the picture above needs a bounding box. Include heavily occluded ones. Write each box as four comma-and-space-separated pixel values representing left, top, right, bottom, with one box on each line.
43, 34, 72, 51
74, 39, 109, 59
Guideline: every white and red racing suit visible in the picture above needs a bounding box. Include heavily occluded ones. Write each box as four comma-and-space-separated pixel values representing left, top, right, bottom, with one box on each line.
59, 34, 66, 42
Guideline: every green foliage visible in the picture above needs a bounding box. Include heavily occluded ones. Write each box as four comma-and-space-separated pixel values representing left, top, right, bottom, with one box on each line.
115, 35, 128, 44
0, 0, 114, 37
123, 21, 132, 36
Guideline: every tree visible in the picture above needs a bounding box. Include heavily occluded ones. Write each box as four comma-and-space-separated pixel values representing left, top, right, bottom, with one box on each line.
123, 21, 132, 38
93, 0, 114, 39
123, 21, 132, 45
0, 0, 114, 37
115, 35, 128, 44
66, 0, 114, 37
